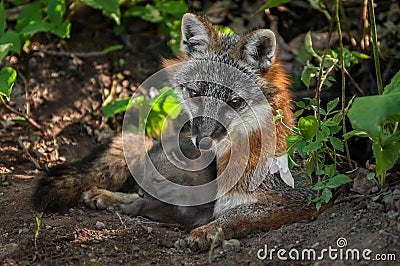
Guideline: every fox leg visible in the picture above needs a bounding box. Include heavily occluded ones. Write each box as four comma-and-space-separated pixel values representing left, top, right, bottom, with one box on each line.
81, 188, 140, 210
188, 202, 318, 250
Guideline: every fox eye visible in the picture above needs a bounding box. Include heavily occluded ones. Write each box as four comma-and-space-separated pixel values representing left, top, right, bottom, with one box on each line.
227, 97, 244, 109
187, 88, 200, 98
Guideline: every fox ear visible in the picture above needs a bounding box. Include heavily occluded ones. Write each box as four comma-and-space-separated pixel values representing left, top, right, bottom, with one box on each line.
241, 29, 276, 71
181, 13, 218, 56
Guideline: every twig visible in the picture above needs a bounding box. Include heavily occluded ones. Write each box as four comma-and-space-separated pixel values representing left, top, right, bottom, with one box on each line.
367, 0, 383, 95
0, 95, 46, 135
335, 0, 353, 169
115, 211, 127, 229
18, 137, 42, 170
315, 19, 334, 129
17, 69, 30, 114
345, 69, 364, 96
38, 49, 118, 58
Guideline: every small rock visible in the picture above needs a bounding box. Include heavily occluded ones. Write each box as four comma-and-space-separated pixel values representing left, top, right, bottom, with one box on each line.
222, 239, 241, 250
0, 243, 18, 260
158, 239, 173, 248
354, 201, 367, 211
174, 238, 186, 249
367, 201, 384, 211
0, 174, 7, 182
330, 212, 337, 218
132, 246, 140, 252
311, 242, 320, 249
378, 229, 385, 235
2, 182, 9, 187
95, 221, 105, 230
80, 244, 88, 249
146, 227, 153, 234
352, 169, 376, 195
386, 210, 399, 220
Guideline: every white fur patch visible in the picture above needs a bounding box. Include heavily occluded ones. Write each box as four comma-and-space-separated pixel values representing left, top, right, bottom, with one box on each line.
213, 193, 257, 218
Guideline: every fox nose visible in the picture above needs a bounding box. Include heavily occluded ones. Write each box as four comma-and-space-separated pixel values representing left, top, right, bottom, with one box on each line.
196, 136, 213, 150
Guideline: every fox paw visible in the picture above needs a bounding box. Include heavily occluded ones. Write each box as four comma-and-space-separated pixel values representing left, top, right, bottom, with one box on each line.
81, 188, 120, 210
188, 223, 225, 251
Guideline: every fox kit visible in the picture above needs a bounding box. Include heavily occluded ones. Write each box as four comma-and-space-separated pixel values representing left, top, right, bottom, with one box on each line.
33, 13, 322, 249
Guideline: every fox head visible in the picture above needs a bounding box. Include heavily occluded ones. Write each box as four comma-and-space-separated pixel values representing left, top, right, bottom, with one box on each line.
168, 13, 278, 153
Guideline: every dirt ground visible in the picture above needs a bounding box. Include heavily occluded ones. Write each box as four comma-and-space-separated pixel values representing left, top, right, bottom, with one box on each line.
1, 1, 400, 265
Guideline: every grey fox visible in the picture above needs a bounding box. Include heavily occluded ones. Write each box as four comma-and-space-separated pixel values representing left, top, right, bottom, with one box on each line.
33, 13, 323, 250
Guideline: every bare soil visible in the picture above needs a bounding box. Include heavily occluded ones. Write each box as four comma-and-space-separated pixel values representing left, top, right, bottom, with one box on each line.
1, 2, 400, 265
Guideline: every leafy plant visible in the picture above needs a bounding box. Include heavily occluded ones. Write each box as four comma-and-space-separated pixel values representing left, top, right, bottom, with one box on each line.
34, 216, 42, 252
282, 97, 352, 209
1, 0, 71, 132
102, 86, 182, 139
124, 0, 188, 55
347, 70, 400, 187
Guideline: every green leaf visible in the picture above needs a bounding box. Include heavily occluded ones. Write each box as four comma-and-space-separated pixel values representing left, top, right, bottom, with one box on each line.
329, 125, 342, 135
301, 66, 312, 88
50, 20, 71, 38
343, 129, 368, 140
304, 31, 320, 59
324, 164, 335, 178
125, 4, 163, 23
0, 2, 5, 34
102, 44, 123, 55
296, 140, 308, 159
160, 1, 188, 15
19, 20, 53, 36
372, 142, 400, 176
12, 117, 29, 126
303, 142, 323, 153
0, 43, 12, 62
347, 93, 400, 141
258, 0, 292, 10
327, 97, 339, 113
81, 0, 121, 24
320, 187, 332, 203
383, 70, 400, 95
305, 155, 316, 176
295, 101, 306, 108
48, 0, 66, 25
0, 31, 22, 54
325, 174, 352, 189
298, 115, 318, 140
102, 96, 144, 118
16, 2, 43, 33
0, 67, 17, 100
329, 136, 344, 152
313, 181, 325, 190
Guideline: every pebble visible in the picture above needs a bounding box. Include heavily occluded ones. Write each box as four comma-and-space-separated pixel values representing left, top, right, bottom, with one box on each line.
158, 238, 173, 248
222, 239, 241, 250
367, 201, 384, 211
0, 243, 18, 260
386, 210, 399, 220
2, 182, 9, 187
174, 238, 186, 249
132, 245, 140, 252
311, 242, 320, 249
95, 221, 105, 230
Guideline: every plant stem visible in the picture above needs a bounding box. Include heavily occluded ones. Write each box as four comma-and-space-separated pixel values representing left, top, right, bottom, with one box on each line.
0, 95, 46, 135
367, 0, 383, 95
335, 0, 353, 170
